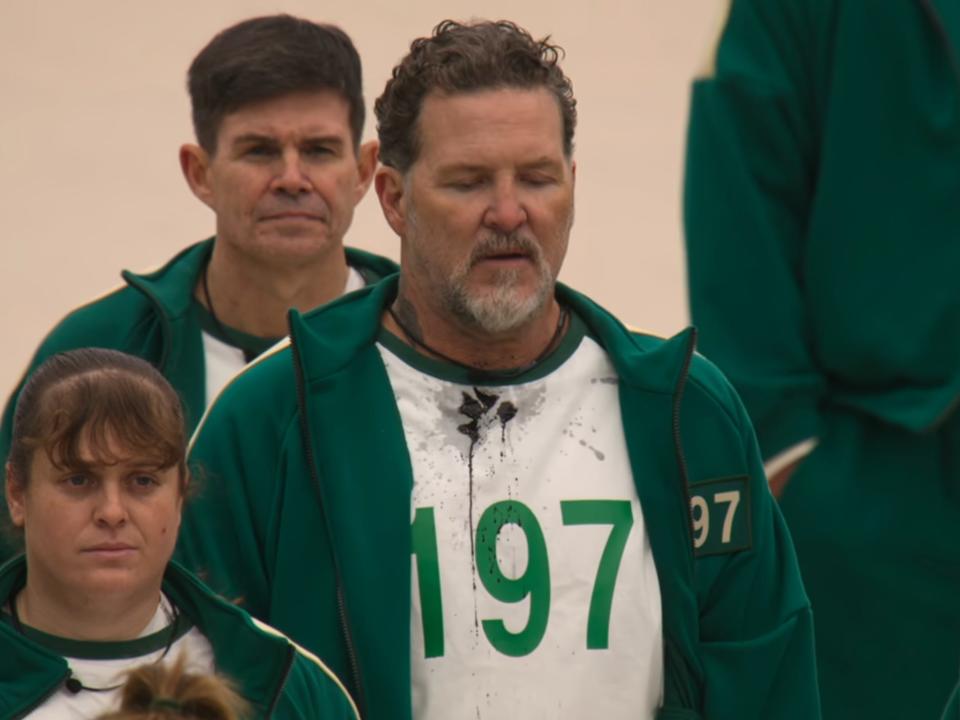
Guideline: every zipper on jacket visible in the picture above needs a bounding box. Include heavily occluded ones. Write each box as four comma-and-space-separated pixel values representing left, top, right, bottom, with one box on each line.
671, 328, 698, 550
264, 644, 296, 717
288, 326, 367, 718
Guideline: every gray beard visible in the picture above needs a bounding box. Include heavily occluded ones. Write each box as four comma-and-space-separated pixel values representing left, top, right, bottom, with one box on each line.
442, 264, 554, 334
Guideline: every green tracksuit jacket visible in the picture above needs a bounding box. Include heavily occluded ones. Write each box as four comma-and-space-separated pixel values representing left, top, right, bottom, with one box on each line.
0, 556, 359, 719
177, 276, 820, 720
686, 0, 960, 455
685, 1, 960, 717
0, 239, 397, 561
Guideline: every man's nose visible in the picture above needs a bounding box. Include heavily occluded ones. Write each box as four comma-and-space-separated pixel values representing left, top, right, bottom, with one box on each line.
271, 149, 311, 194
483, 181, 527, 233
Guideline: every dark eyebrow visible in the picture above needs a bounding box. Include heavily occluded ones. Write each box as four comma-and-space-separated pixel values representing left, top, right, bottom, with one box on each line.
437, 164, 487, 176
231, 133, 279, 147
301, 135, 345, 147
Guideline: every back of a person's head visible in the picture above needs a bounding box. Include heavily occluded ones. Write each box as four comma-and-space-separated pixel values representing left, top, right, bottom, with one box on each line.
97, 655, 248, 720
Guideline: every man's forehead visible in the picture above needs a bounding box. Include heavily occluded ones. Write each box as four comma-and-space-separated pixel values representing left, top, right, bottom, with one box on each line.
217, 90, 352, 142
415, 87, 568, 167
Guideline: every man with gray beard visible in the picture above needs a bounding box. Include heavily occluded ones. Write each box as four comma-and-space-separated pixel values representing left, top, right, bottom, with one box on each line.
177, 20, 820, 720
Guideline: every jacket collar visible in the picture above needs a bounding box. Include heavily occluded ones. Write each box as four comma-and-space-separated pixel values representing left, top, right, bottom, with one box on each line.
0, 556, 295, 718
289, 274, 695, 387
120, 239, 398, 327
120, 239, 396, 431
121, 239, 212, 429
121, 239, 213, 322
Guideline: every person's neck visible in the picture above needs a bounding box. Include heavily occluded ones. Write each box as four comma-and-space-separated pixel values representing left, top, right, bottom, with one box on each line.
16, 579, 162, 642
199, 241, 350, 338
383, 286, 565, 372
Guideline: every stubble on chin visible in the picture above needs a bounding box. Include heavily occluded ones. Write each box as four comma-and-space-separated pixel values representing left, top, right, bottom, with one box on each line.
443, 255, 554, 334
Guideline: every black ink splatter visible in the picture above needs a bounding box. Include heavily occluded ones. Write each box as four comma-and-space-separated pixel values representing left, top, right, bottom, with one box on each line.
458, 388, 499, 635
476, 388, 498, 411
497, 401, 517, 434
578, 438, 605, 461
497, 401, 517, 454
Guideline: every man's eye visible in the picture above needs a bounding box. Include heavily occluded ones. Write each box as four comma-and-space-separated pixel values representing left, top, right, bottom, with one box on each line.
521, 174, 556, 187
303, 145, 334, 158
245, 145, 277, 158
448, 179, 483, 191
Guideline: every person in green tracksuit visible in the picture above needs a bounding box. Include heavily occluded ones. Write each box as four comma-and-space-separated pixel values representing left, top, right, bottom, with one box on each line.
684, 1, 960, 717
177, 20, 820, 720
0, 14, 397, 562
0, 348, 358, 719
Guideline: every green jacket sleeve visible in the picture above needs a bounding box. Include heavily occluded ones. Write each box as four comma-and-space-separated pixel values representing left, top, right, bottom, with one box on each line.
684, 357, 821, 717
175, 348, 298, 620
684, 0, 831, 459
275, 648, 360, 719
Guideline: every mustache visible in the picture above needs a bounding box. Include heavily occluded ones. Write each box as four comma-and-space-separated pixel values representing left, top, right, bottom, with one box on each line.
469, 232, 543, 266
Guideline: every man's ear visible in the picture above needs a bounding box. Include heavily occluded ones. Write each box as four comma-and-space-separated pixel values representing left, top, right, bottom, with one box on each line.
179, 143, 215, 210
353, 140, 379, 204
375, 166, 408, 237
6, 463, 25, 529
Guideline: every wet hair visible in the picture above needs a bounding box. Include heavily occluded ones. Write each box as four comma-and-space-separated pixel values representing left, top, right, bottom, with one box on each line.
97, 655, 248, 720
188, 14, 365, 153
7, 348, 187, 493
375, 19, 577, 172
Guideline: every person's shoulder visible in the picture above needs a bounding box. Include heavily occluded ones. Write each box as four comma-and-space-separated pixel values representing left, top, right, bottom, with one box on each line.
34, 241, 210, 358
686, 348, 747, 428
249, 617, 361, 719
35, 282, 156, 357
628, 327, 746, 432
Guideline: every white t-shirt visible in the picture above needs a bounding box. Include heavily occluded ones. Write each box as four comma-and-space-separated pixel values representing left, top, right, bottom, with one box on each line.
16, 594, 215, 719
377, 318, 663, 720
203, 265, 366, 405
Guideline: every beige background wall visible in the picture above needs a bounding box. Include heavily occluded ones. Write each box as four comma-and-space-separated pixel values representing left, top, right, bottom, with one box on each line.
0, 1, 726, 397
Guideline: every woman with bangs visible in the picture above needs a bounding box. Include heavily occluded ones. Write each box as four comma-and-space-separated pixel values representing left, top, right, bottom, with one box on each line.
0, 348, 359, 719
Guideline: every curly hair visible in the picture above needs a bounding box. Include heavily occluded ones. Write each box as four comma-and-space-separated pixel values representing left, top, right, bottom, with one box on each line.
375, 19, 577, 171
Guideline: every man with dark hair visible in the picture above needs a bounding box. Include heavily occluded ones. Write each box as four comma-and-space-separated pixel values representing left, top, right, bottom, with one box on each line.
0, 15, 396, 560
178, 20, 819, 720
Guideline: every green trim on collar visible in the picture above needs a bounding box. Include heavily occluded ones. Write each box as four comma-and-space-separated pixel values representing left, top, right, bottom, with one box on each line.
375, 307, 588, 386
194, 300, 280, 361
0, 604, 191, 660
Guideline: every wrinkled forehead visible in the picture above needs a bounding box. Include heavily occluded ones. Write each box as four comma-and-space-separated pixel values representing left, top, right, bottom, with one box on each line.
414, 88, 569, 168
213, 89, 354, 151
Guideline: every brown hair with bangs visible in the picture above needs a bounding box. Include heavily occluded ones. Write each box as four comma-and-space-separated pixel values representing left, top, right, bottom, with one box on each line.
7, 348, 187, 495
